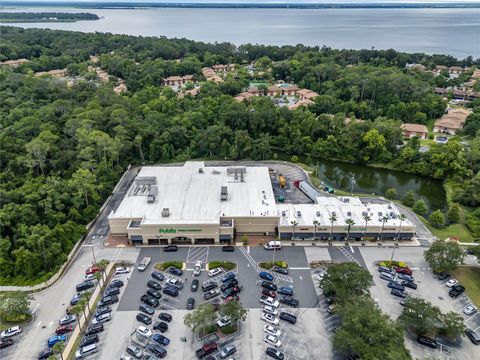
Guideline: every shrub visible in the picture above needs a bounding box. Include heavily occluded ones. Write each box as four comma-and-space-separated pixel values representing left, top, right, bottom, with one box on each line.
155, 261, 183, 270
402, 190, 416, 207
378, 260, 407, 268
385, 188, 398, 200
447, 203, 460, 224
429, 210, 446, 228
412, 199, 428, 215
258, 261, 288, 270
209, 261, 236, 271
220, 324, 237, 335
291, 155, 299, 163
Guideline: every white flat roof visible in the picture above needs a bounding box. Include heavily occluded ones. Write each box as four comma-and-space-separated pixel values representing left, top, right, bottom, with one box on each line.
109, 161, 277, 225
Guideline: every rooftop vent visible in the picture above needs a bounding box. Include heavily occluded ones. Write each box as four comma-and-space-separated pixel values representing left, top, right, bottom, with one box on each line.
221, 186, 228, 201
347, 211, 352, 217
147, 185, 158, 203
316, 211, 321, 217
199, 168, 204, 173
296, 211, 302, 217
332, 211, 336, 217
282, 211, 286, 217
162, 208, 170, 217
135, 176, 157, 186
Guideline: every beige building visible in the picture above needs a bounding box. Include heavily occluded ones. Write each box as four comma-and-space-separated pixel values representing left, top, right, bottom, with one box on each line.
162, 75, 194, 86
1, 58, 29, 67
434, 108, 470, 135
401, 123, 428, 140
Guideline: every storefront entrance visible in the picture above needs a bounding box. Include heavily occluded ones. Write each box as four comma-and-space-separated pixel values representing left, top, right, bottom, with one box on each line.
195, 238, 215, 245
171, 236, 193, 245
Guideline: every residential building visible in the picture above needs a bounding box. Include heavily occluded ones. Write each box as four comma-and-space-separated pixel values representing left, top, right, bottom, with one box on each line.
401, 124, 428, 140
35, 69, 67, 78
1, 58, 29, 67
234, 92, 255, 102
433, 108, 470, 135
162, 75, 194, 86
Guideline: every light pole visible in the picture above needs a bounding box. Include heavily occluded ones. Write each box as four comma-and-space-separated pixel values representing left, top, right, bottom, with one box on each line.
350, 175, 356, 195
84, 244, 97, 265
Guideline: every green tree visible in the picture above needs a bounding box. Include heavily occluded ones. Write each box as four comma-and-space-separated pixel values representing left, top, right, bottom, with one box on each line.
438, 311, 465, 339
52, 341, 65, 360
219, 301, 247, 324
319, 263, 372, 301
385, 188, 398, 200
424, 239, 465, 272
184, 302, 216, 335
429, 209, 446, 228
412, 199, 428, 215
361, 129, 388, 162
446, 203, 460, 224
401, 190, 416, 207
0, 292, 32, 322
399, 297, 441, 336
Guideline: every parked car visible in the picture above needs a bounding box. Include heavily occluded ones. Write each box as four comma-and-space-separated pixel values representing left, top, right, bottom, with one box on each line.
98, 295, 118, 307
136, 326, 152, 338
279, 312, 297, 324
76, 281, 95, 292
147, 280, 162, 290
417, 335, 437, 349
38, 348, 54, 359
146, 344, 167, 358
163, 245, 178, 252
223, 294, 239, 304
202, 281, 217, 292
220, 279, 238, 292
85, 323, 104, 336
81, 334, 99, 347
277, 287, 294, 296
166, 278, 183, 289
70, 293, 83, 306
402, 281, 417, 290
126, 344, 144, 359
85, 265, 101, 275
273, 266, 289, 275
266, 347, 284, 360
260, 296, 280, 308
59, 315, 76, 326
380, 272, 395, 281
262, 289, 277, 298
465, 328, 480, 345
264, 334, 281, 347
222, 246, 234, 252
220, 272, 236, 283
436, 272, 450, 281
115, 266, 130, 275
151, 271, 165, 282
109, 279, 124, 288
397, 273, 414, 282
204, 289, 221, 300
279, 296, 299, 308
216, 315, 231, 328
327, 305, 336, 314
168, 267, 183, 276
463, 305, 477, 316
445, 279, 459, 288
91, 313, 111, 325
84, 273, 95, 281
187, 297, 195, 310
222, 286, 240, 298
103, 287, 120, 297
47, 335, 67, 348
261, 281, 278, 291
55, 324, 73, 335
94, 306, 111, 317
391, 289, 406, 298
152, 333, 170, 346
208, 268, 223, 277
1, 326, 22, 339
158, 312, 172, 322
194, 261, 202, 276
261, 312, 279, 325
263, 305, 278, 316
153, 321, 168, 333
0, 339, 14, 349
163, 286, 179, 297
387, 281, 405, 291
378, 266, 393, 273
219, 344, 236, 358
191, 279, 199, 292
147, 289, 162, 299
136, 313, 152, 325
395, 267, 412, 275
449, 284, 465, 298
75, 343, 98, 359
264, 324, 281, 337
259, 271, 274, 281
195, 342, 217, 359
141, 294, 159, 307
139, 304, 155, 315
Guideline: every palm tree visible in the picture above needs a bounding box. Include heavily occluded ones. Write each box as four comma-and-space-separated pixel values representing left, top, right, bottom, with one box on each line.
71, 304, 83, 333
290, 220, 298, 241
379, 216, 389, 244
313, 220, 319, 241
362, 214, 371, 244
345, 218, 355, 245
81, 291, 92, 313
52, 341, 65, 360
329, 214, 337, 243
397, 214, 407, 243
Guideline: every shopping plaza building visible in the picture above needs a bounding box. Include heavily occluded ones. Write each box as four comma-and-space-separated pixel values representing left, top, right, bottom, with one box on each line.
108, 162, 416, 245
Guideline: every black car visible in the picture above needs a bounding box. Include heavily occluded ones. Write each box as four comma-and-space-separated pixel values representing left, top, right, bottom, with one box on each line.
273, 266, 289, 275
449, 284, 465, 298
158, 312, 172, 322
147, 280, 162, 290
38, 348, 54, 360
465, 328, 480, 345
76, 281, 95, 292
202, 281, 217, 292
325, 296, 335, 305
146, 344, 167, 358
136, 313, 152, 325
222, 246, 235, 252
98, 295, 118, 307
0, 339, 14, 349
168, 267, 183, 276
147, 289, 162, 299
81, 334, 99, 347
279, 312, 297, 324
401, 281, 417, 290
266, 347, 284, 360
222, 286, 240, 298
391, 289, 406, 298
163, 286, 179, 297
151, 271, 165, 282
417, 336, 437, 349
103, 287, 120, 297
187, 297, 195, 310
141, 294, 159, 307
191, 279, 199, 292
436, 272, 450, 281
163, 245, 178, 252
220, 279, 238, 292
109, 279, 124, 288
139, 303, 155, 315
153, 321, 168, 333
94, 306, 111, 317
85, 323, 104, 336
261, 281, 278, 291
280, 296, 299, 308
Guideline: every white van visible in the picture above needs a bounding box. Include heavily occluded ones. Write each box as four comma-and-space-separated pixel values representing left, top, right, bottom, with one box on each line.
264, 241, 282, 250
75, 344, 98, 359
137, 257, 151, 272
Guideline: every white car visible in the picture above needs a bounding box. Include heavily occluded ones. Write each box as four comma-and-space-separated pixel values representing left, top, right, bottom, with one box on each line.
260, 297, 279, 308
84, 273, 96, 281
208, 268, 222, 277
115, 267, 130, 275
445, 279, 458, 288
263, 305, 278, 316
264, 324, 281, 337
194, 261, 202, 276
463, 305, 477, 316
166, 278, 183, 289
264, 334, 282, 347
59, 315, 76, 325
136, 325, 152, 338
261, 312, 279, 325
91, 313, 111, 325
1, 326, 21, 339
216, 316, 232, 328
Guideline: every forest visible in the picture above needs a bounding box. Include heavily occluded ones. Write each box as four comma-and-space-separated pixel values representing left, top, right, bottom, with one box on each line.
0, 12, 100, 23
0, 26, 479, 284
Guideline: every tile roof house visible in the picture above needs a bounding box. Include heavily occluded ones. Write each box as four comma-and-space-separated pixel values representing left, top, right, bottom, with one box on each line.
401, 123, 428, 139
433, 108, 470, 135
288, 99, 314, 110
162, 75, 194, 86
297, 89, 319, 101
234, 92, 255, 102
202, 67, 223, 83
1, 58, 29, 67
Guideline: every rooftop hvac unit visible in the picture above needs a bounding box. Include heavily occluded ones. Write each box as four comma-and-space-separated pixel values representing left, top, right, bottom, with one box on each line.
332, 211, 336, 217
343, 198, 350, 203
147, 186, 158, 203
282, 211, 286, 217
162, 208, 170, 217
347, 211, 352, 217
199, 168, 204, 173
316, 211, 321, 217
378, 212, 383, 216
296, 211, 302, 217
221, 186, 228, 201
362, 211, 368, 216
135, 176, 157, 186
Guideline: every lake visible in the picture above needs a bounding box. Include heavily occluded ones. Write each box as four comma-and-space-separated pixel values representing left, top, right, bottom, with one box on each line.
2, 6, 480, 58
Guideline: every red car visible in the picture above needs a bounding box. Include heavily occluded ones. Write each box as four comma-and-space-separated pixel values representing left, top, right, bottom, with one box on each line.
223, 295, 239, 304
86, 265, 101, 275
55, 325, 73, 335
396, 267, 412, 275
262, 289, 277, 298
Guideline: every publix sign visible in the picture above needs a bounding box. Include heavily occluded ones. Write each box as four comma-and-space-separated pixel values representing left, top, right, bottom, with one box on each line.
159, 228, 202, 234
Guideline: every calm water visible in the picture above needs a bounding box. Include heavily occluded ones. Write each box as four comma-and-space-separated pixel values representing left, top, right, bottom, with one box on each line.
278, 153, 446, 211
2, 7, 480, 58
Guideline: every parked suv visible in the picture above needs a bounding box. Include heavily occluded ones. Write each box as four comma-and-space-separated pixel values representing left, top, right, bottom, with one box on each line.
449, 284, 465, 298
279, 312, 297, 324
417, 336, 437, 349
202, 281, 217, 292
279, 296, 299, 308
